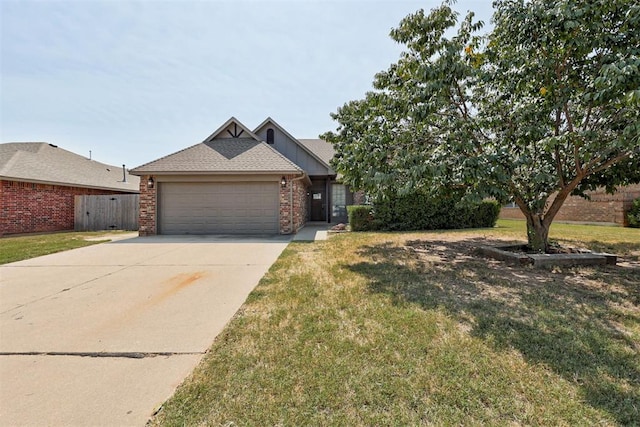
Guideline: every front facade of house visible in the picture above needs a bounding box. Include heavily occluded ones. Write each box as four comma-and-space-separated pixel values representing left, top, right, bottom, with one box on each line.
0, 143, 139, 235
131, 117, 354, 236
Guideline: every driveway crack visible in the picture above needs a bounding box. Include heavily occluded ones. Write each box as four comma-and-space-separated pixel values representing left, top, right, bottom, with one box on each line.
0, 351, 205, 359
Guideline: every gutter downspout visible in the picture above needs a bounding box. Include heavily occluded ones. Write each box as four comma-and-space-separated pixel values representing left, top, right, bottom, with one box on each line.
289, 174, 306, 234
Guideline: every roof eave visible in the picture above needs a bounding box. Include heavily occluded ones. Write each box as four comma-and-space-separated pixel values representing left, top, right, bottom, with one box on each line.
0, 176, 140, 193
130, 170, 303, 176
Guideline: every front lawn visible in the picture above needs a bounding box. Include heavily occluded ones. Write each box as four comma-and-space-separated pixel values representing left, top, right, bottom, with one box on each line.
151, 220, 640, 425
0, 231, 129, 264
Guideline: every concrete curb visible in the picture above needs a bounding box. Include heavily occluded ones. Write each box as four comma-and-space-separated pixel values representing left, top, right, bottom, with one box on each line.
477, 245, 617, 268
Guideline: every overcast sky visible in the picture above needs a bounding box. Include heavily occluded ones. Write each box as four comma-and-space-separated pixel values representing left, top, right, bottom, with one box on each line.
1, 0, 493, 168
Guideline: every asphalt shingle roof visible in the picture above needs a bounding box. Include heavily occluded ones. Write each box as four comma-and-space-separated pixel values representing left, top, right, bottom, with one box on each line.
297, 139, 335, 167
0, 142, 139, 192
130, 138, 302, 174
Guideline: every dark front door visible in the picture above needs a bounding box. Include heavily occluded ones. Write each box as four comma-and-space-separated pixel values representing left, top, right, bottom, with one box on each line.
310, 181, 326, 221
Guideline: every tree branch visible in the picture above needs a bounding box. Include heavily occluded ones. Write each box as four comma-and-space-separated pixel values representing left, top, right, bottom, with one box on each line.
455, 81, 469, 119
587, 151, 632, 176
554, 146, 565, 188
573, 137, 583, 176
553, 109, 565, 187
543, 174, 583, 228
581, 105, 592, 132
563, 104, 574, 133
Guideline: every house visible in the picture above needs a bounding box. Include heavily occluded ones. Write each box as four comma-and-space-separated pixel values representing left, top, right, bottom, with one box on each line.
130, 117, 358, 236
500, 184, 640, 226
1, 143, 140, 235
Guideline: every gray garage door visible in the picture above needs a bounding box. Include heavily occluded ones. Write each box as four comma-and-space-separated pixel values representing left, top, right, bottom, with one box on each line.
159, 182, 279, 234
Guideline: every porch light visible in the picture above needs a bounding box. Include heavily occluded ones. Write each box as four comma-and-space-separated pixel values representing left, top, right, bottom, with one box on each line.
147, 177, 155, 189
280, 176, 287, 187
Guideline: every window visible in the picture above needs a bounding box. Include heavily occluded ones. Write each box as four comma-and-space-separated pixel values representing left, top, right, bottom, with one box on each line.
266, 128, 275, 144
331, 184, 347, 221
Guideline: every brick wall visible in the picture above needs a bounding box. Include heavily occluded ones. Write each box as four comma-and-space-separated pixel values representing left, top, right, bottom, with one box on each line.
279, 175, 308, 234
138, 175, 157, 236
292, 177, 308, 232
500, 184, 640, 226
0, 179, 124, 235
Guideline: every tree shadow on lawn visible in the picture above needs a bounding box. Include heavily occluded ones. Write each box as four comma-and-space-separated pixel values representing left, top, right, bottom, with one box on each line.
349, 238, 640, 425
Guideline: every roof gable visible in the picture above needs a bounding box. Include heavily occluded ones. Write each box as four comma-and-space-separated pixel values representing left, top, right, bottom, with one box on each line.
254, 118, 335, 175
203, 117, 260, 141
0, 142, 139, 192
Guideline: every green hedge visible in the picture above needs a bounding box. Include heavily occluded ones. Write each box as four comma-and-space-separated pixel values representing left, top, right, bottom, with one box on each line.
627, 197, 640, 228
346, 195, 500, 232
347, 205, 376, 231
372, 194, 500, 231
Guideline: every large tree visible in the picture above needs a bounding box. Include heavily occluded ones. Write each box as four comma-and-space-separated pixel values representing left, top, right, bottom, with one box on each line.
323, 0, 640, 252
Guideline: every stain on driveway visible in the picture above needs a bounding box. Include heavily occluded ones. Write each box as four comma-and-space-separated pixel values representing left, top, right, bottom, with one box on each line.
0, 235, 290, 426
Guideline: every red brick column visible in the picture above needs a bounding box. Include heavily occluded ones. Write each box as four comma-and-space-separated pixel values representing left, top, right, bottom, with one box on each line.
279, 175, 308, 234
292, 178, 308, 232
138, 175, 157, 236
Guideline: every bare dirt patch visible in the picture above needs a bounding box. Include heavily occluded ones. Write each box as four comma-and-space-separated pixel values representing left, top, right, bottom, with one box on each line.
408, 235, 640, 270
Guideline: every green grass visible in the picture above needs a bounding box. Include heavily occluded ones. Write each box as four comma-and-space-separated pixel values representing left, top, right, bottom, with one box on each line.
498, 219, 640, 255
0, 231, 129, 264
151, 220, 640, 426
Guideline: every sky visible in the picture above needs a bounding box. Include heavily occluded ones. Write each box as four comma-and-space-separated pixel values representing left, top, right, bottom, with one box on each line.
1, 0, 494, 168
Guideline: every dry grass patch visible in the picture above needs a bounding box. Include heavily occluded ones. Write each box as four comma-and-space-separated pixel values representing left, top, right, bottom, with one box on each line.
151, 221, 639, 426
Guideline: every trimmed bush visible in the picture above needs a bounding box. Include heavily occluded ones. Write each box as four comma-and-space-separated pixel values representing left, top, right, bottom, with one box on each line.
372, 194, 500, 231
627, 197, 640, 228
473, 199, 501, 228
347, 205, 376, 231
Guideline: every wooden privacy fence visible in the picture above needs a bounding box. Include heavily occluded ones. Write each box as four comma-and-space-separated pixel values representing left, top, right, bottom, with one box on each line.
74, 194, 139, 231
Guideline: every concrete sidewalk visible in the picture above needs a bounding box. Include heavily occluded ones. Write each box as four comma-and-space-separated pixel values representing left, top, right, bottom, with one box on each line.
0, 235, 289, 426
292, 223, 330, 242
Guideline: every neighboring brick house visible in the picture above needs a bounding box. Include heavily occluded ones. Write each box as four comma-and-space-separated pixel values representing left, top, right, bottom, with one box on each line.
130, 117, 356, 236
500, 184, 640, 226
1, 143, 140, 235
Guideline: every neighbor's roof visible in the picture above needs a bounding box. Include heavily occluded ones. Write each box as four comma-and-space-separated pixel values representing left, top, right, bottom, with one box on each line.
130, 138, 303, 175
297, 139, 335, 167
0, 142, 140, 192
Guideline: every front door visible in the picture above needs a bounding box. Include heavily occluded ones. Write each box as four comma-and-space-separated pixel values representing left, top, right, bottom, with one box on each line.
310, 181, 326, 221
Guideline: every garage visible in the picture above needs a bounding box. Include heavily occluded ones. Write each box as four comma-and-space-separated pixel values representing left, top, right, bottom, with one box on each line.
130, 117, 311, 236
158, 182, 279, 234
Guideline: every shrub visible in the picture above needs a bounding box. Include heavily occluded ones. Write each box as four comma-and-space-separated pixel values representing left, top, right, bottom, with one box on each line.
627, 197, 640, 228
347, 205, 376, 231
372, 194, 500, 231
472, 200, 501, 228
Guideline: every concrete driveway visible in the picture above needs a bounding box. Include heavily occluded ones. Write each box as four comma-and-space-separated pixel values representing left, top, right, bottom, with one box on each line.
0, 234, 290, 426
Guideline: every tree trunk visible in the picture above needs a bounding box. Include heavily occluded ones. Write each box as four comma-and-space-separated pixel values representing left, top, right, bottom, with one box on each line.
514, 197, 551, 253
513, 170, 585, 253
525, 214, 549, 253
